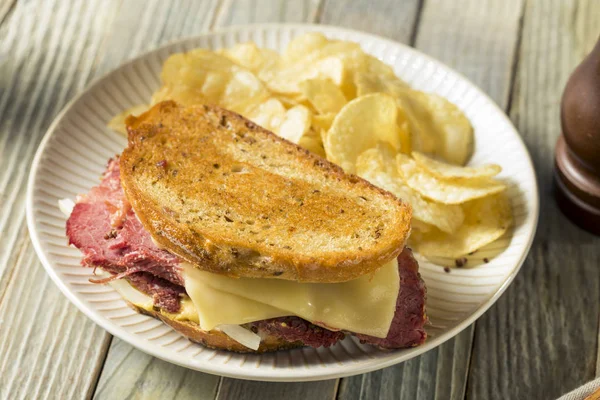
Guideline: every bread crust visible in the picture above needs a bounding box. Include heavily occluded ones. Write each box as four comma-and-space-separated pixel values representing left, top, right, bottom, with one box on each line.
121, 101, 412, 282
129, 302, 302, 353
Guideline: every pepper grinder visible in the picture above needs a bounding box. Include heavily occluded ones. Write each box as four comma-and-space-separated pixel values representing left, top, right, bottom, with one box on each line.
555, 35, 600, 235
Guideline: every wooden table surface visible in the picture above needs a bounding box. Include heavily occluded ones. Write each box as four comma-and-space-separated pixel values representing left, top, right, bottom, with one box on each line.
1, 0, 599, 399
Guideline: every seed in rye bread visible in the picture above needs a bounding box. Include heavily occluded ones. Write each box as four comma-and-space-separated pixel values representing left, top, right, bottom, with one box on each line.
156, 159, 167, 168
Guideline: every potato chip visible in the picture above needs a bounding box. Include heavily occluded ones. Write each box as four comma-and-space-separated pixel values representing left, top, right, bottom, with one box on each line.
411, 220, 434, 233
325, 93, 402, 173
273, 93, 304, 108
354, 54, 409, 98
219, 42, 280, 75
410, 192, 512, 258
412, 151, 501, 180
397, 153, 506, 204
278, 105, 312, 144
356, 145, 464, 234
271, 105, 325, 157
263, 56, 346, 95
396, 107, 412, 155
394, 89, 441, 155
152, 49, 271, 114
312, 113, 336, 143
262, 35, 360, 95
411, 92, 474, 165
245, 98, 287, 133
298, 127, 326, 158
300, 78, 347, 114
312, 113, 336, 132
284, 38, 360, 67
107, 104, 149, 135
282, 33, 330, 64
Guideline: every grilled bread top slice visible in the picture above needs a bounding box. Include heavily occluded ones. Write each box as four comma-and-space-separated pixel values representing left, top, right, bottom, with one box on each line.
121, 101, 411, 283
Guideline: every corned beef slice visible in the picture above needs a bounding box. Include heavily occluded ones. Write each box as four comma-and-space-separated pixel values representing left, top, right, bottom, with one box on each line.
66, 158, 426, 348
66, 159, 182, 286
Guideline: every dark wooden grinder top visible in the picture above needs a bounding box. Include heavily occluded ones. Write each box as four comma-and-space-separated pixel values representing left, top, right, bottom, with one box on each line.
555, 35, 600, 234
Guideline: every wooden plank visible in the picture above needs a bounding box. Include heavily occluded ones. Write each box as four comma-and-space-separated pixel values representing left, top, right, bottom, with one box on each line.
0, 0, 15, 25
214, 0, 321, 26
467, 1, 600, 399
92, 0, 219, 77
218, 379, 338, 400
329, 1, 524, 399
415, 0, 524, 107
93, 338, 220, 400
0, 0, 116, 288
0, 242, 112, 400
320, 0, 422, 43
0, 1, 121, 399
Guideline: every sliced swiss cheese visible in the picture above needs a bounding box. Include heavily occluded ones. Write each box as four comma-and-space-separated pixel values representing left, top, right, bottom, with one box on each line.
182, 258, 399, 338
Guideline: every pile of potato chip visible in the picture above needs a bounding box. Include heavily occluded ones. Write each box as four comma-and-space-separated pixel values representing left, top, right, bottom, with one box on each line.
109, 33, 512, 260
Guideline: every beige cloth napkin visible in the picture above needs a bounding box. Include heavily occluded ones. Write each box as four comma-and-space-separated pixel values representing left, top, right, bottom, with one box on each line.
559, 379, 600, 400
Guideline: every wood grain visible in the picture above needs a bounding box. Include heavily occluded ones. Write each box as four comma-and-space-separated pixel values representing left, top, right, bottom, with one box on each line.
467, 1, 600, 399
330, 1, 524, 399
320, 0, 421, 44
0, 0, 15, 25
415, 0, 524, 107
217, 380, 338, 400
0, 1, 121, 399
214, 0, 321, 26
93, 338, 220, 400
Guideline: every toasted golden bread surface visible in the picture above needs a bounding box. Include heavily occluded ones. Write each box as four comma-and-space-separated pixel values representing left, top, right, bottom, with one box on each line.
130, 302, 302, 353
121, 101, 411, 282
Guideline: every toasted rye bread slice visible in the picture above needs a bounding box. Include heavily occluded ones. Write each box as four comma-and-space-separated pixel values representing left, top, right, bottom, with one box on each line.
121, 101, 411, 282
129, 302, 302, 353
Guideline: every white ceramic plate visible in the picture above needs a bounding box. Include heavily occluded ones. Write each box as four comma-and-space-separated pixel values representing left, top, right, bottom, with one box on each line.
26, 24, 538, 382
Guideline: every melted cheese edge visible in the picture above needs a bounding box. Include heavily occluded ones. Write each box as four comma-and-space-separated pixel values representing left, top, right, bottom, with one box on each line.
182, 258, 399, 338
